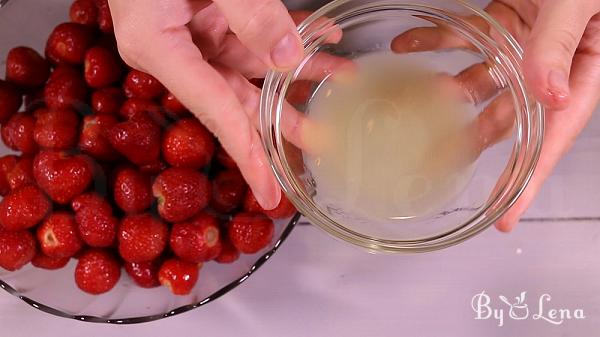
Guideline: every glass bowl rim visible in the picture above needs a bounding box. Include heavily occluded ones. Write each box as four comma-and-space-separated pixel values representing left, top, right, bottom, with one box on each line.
0, 214, 300, 324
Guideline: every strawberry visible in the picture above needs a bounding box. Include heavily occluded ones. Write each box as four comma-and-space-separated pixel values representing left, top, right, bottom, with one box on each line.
0, 229, 36, 271
162, 118, 214, 169
0, 185, 51, 231
124, 260, 160, 288
228, 212, 274, 254
79, 114, 119, 161
170, 212, 222, 263
33, 108, 80, 150
211, 170, 247, 213
214, 235, 240, 264
113, 167, 153, 214
6, 156, 35, 191
75, 248, 121, 294
84, 46, 122, 88
72, 193, 118, 247
118, 97, 161, 119
45, 22, 95, 64
1, 113, 38, 154
31, 252, 70, 270
95, 0, 114, 33
118, 214, 168, 263
0, 80, 22, 123
158, 258, 200, 295
105, 115, 161, 166
123, 70, 164, 100
286, 80, 314, 105
0, 155, 18, 196
153, 168, 211, 223
5, 47, 50, 88
69, 0, 98, 26
33, 150, 93, 204
37, 212, 84, 258
161, 92, 189, 118
91, 87, 124, 115
43, 65, 88, 110
244, 190, 297, 219
249, 78, 264, 88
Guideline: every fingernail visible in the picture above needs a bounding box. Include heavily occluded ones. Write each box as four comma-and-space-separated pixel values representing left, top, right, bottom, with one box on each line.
271, 32, 303, 70
547, 69, 570, 101
254, 187, 280, 211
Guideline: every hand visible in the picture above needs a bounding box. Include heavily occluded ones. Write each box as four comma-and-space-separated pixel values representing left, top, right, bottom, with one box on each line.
108, 0, 305, 210
392, 0, 600, 231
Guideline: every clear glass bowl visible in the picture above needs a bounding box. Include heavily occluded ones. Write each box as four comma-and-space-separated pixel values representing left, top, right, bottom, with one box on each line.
261, 0, 544, 253
0, 0, 299, 324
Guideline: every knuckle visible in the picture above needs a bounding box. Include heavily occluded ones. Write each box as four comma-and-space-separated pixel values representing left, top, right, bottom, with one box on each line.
236, 1, 281, 42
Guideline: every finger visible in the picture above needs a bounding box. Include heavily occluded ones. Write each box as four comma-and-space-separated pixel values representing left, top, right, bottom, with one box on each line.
213, 0, 303, 71
187, 3, 230, 59
496, 52, 600, 232
138, 31, 281, 210
522, 1, 597, 110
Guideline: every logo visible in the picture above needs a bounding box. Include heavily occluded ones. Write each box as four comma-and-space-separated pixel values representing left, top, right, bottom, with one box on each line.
471, 291, 586, 327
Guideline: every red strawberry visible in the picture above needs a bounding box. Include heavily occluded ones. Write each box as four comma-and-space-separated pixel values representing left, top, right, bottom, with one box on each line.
6, 156, 35, 191
123, 70, 164, 100
0, 185, 51, 231
249, 78, 264, 88
5, 47, 50, 88
153, 168, 211, 223
119, 97, 160, 119
158, 258, 200, 295
214, 235, 240, 264
31, 252, 70, 270
211, 170, 247, 213
286, 80, 313, 105
45, 22, 95, 64
0, 155, 18, 196
37, 212, 83, 258
33, 150, 93, 204
71, 193, 118, 247
91, 87, 124, 115
1, 113, 38, 154
113, 167, 152, 214
79, 114, 119, 161
43, 65, 88, 110
84, 46, 122, 88
69, 0, 98, 26
228, 212, 274, 254
0, 229, 36, 271
170, 212, 222, 263
75, 248, 121, 294
105, 115, 161, 166
216, 144, 237, 169
33, 108, 80, 150
96, 33, 119, 54
244, 190, 297, 219
118, 214, 168, 263
161, 92, 189, 118
162, 118, 214, 169
124, 260, 160, 288
95, 0, 114, 33
0, 80, 22, 123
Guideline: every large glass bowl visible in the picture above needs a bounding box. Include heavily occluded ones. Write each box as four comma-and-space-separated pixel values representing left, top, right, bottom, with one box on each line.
261, 0, 544, 253
0, 0, 299, 324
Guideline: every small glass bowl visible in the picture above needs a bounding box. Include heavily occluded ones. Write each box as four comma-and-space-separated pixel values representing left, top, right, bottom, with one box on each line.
261, 0, 544, 253
0, 0, 299, 324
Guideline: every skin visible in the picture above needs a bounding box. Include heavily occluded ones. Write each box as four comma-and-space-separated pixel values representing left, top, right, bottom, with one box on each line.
110, 0, 600, 231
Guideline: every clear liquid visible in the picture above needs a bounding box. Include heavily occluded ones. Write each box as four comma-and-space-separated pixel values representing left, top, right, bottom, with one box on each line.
304, 53, 477, 222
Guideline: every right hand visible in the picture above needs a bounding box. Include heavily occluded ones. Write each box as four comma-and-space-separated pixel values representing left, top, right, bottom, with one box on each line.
108, 0, 305, 210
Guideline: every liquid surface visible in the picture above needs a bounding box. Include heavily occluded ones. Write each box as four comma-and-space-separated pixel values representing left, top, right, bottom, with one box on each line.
304, 53, 477, 222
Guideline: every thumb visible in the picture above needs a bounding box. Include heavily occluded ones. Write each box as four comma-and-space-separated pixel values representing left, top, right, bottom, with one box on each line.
522, 1, 594, 110
214, 0, 303, 71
